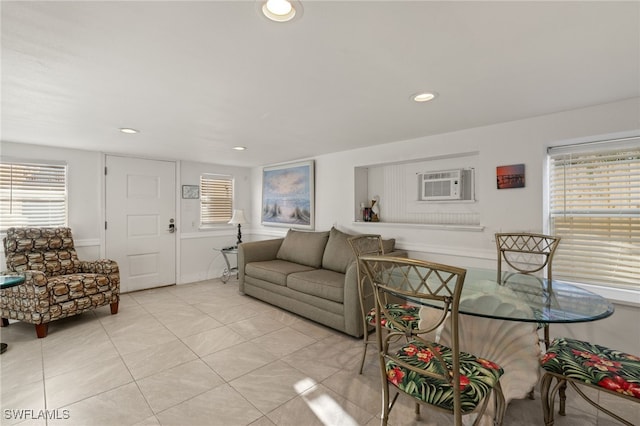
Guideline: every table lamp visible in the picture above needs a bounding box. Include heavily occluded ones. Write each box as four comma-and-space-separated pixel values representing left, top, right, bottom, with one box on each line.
228, 209, 247, 246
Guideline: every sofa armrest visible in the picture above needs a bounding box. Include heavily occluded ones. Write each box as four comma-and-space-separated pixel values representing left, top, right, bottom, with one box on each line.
0, 271, 50, 314
79, 259, 119, 275
237, 238, 284, 293
79, 260, 121, 293
342, 249, 408, 336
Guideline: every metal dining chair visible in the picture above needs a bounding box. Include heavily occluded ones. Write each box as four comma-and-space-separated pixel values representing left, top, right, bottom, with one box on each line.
347, 235, 419, 374
359, 255, 506, 426
495, 232, 560, 349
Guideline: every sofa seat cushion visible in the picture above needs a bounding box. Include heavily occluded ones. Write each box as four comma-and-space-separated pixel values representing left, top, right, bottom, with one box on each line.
245, 260, 315, 286
287, 269, 345, 303
48, 273, 113, 304
276, 229, 330, 268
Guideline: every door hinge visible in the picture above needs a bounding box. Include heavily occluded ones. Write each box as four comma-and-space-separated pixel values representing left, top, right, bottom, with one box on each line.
104, 166, 107, 175
105, 221, 107, 230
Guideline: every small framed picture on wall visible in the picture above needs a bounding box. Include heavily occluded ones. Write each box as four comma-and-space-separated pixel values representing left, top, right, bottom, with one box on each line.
496, 164, 525, 189
182, 185, 200, 199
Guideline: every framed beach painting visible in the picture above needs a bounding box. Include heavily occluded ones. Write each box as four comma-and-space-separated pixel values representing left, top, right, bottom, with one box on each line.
261, 160, 315, 229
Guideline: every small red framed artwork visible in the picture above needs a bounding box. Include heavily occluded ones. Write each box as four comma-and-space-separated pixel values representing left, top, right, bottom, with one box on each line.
497, 164, 525, 189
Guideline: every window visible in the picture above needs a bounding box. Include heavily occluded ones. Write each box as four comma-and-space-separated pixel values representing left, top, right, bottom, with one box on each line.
0, 160, 68, 232
548, 137, 640, 289
200, 174, 233, 226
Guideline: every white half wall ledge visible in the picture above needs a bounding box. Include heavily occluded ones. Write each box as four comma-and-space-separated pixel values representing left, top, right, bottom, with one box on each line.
181, 228, 245, 239
398, 242, 495, 261
352, 221, 484, 232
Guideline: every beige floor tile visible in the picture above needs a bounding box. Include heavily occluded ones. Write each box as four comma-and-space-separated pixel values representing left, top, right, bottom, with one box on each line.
181, 325, 246, 357
266, 381, 375, 426
227, 314, 288, 340
136, 359, 224, 413
0, 280, 619, 426
106, 318, 177, 356
321, 367, 381, 415
42, 333, 120, 378
197, 302, 261, 324
249, 416, 277, 426
0, 380, 46, 426
48, 382, 153, 426
250, 327, 316, 358
230, 360, 315, 414
288, 316, 341, 340
282, 334, 362, 381
152, 305, 224, 338
0, 338, 43, 390
596, 391, 639, 425
202, 341, 278, 382
44, 355, 133, 409
128, 287, 180, 305
131, 415, 161, 426
155, 383, 263, 426
120, 339, 198, 380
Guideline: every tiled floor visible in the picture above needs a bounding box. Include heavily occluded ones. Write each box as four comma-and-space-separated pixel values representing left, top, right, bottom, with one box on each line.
1, 279, 637, 426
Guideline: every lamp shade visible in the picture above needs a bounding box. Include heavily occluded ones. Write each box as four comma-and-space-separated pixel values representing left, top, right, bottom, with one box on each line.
228, 209, 247, 225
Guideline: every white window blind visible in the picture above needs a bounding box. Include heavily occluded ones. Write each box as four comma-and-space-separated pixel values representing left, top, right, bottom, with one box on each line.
0, 161, 68, 232
548, 138, 640, 289
200, 174, 233, 225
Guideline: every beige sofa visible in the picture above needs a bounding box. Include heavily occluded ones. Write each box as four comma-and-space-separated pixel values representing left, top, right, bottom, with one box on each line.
238, 227, 402, 337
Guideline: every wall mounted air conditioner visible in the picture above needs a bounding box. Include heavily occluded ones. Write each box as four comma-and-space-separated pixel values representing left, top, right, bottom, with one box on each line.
418, 168, 474, 201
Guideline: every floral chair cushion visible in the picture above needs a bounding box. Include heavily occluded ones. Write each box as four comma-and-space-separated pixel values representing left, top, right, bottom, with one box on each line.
366, 303, 420, 330
386, 340, 504, 413
540, 337, 640, 399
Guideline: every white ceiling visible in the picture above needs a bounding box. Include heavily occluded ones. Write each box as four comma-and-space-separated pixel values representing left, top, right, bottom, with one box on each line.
2, 1, 639, 167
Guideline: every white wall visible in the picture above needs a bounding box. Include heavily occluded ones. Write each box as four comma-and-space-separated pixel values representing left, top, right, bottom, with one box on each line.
0, 142, 104, 261
0, 143, 253, 282
2, 98, 639, 353
179, 160, 252, 283
253, 98, 640, 268
250, 97, 640, 354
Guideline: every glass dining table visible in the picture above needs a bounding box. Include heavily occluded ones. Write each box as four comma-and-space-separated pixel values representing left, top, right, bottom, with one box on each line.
406, 268, 614, 424
433, 268, 614, 324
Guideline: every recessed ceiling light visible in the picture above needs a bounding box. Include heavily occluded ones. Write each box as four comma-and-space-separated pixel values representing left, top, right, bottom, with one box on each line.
262, 0, 299, 22
119, 128, 139, 134
233, 146, 247, 151
412, 92, 438, 103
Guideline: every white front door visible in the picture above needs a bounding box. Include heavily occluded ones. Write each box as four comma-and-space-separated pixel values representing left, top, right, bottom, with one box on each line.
105, 155, 176, 293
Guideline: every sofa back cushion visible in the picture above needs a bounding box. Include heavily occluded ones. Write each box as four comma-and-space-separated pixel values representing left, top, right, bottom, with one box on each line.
322, 227, 356, 273
276, 229, 330, 268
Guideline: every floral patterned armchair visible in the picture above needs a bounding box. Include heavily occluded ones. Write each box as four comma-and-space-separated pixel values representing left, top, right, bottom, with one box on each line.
1, 227, 120, 338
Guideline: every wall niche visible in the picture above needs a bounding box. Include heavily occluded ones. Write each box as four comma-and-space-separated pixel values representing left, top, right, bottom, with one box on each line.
354, 152, 482, 229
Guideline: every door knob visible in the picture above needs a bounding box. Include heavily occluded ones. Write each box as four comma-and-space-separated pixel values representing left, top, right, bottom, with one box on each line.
168, 223, 175, 233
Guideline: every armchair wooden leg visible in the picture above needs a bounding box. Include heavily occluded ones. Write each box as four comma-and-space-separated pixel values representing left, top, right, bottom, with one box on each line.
1, 318, 8, 327
35, 323, 48, 338
110, 301, 119, 315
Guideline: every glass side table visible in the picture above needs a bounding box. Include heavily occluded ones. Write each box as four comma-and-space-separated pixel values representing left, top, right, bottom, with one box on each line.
0, 275, 25, 354
217, 247, 238, 283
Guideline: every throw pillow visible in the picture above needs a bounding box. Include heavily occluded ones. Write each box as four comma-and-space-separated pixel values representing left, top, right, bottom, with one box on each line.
276, 229, 330, 268
322, 227, 356, 273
